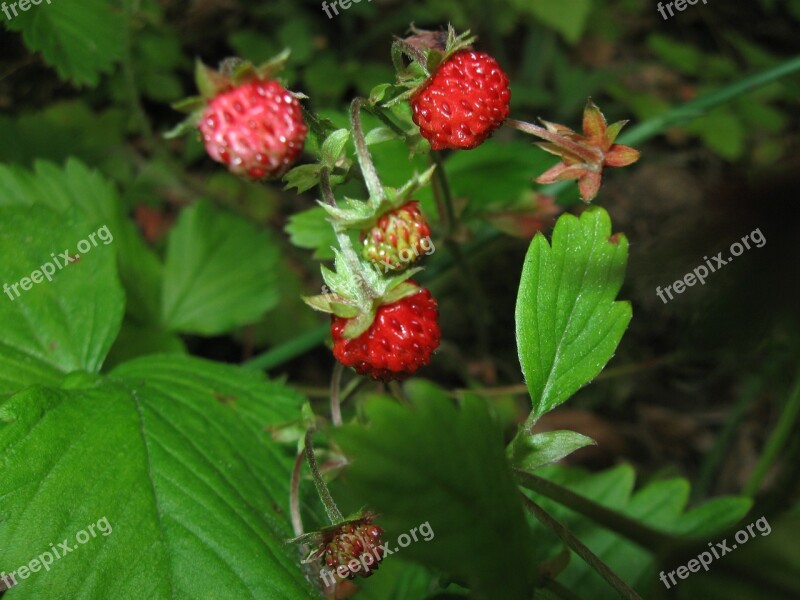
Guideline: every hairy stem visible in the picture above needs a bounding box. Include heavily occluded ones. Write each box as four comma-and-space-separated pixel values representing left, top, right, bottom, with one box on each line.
515, 469, 681, 554
330, 362, 344, 427
304, 429, 344, 524
521, 494, 644, 600
350, 97, 386, 202
290, 449, 305, 537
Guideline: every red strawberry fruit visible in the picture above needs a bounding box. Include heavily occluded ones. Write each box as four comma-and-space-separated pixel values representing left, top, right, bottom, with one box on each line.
410, 49, 510, 150
167, 54, 307, 180
330, 283, 440, 381
198, 78, 306, 179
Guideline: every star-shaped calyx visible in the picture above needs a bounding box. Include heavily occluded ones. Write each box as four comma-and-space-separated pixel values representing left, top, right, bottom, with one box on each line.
509, 99, 641, 202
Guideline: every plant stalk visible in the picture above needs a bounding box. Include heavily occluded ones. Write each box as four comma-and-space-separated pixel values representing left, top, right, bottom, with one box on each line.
304, 429, 344, 525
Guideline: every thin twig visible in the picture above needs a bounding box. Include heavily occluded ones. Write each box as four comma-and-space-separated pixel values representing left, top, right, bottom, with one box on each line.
521, 494, 644, 600
304, 430, 344, 524
290, 449, 305, 537
330, 362, 344, 427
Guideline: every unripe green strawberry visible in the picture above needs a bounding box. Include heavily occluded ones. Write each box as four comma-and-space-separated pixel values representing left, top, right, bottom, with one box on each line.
361, 201, 432, 272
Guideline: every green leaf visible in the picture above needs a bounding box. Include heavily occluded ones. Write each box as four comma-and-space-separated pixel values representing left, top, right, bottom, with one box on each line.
332, 381, 537, 599
510, 430, 596, 470
441, 141, 553, 215
103, 321, 186, 371
283, 164, 324, 194
0, 202, 124, 397
161, 201, 281, 335
0, 160, 163, 323
321, 128, 351, 167
285, 206, 340, 260
2, 0, 125, 86
687, 107, 746, 160
512, 0, 593, 44
647, 34, 704, 76
0, 355, 317, 598
515, 207, 631, 423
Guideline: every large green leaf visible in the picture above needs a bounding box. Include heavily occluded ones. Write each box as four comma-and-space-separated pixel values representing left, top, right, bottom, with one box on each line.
515, 207, 631, 423
0, 355, 317, 599
332, 381, 537, 600
0, 159, 162, 324
2, 0, 125, 86
161, 201, 280, 335
0, 202, 124, 396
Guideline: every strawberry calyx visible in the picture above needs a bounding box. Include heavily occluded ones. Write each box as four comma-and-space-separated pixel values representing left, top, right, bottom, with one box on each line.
165, 50, 302, 139
383, 25, 477, 108
304, 245, 423, 339
319, 165, 435, 231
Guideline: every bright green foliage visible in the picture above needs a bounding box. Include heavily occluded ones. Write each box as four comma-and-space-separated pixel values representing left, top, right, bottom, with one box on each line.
333, 381, 537, 600
0, 202, 123, 396
516, 207, 631, 423
2, 0, 125, 86
161, 200, 281, 335
0, 356, 317, 599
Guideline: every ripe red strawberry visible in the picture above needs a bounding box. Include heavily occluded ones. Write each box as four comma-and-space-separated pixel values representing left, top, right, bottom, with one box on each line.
411, 50, 510, 151
331, 283, 440, 381
361, 201, 432, 272
198, 78, 307, 179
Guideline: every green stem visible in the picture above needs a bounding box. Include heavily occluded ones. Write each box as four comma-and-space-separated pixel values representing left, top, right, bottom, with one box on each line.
521, 494, 644, 600
514, 470, 681, 554
744, 374, 800, 496
431, 151, 457, 235
350, 97, 386, 203
330, 362, 344, 427
300, 104, 335, 147
304, 429, 344, 524
290, 449, 305, 537
365, 104, 408, 139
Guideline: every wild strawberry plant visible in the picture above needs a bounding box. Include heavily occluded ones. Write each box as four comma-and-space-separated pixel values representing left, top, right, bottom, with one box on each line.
1, 6, 799, 600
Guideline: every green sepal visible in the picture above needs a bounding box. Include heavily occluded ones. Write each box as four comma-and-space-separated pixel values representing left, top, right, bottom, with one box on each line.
342, 308, 377, 339
195, 59, 230, 99
319, 165, 436, 231
171, 95, 206, 114
386, 25, 478, 105
381, 279, 422, 305
163, 114, 201, 140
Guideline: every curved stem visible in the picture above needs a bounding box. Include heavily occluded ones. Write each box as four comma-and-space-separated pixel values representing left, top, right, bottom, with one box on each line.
304, 429, 344, 525
365, 104, 408, 139
350, 97, 386, 203
521, 494, 644, 600
330, 363, 344, 427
